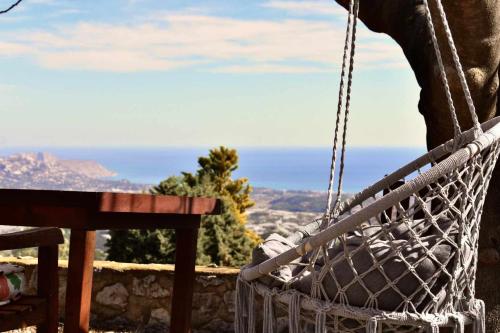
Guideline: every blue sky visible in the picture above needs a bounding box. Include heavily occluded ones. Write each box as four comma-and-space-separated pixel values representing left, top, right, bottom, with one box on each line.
0, 0, 426, 147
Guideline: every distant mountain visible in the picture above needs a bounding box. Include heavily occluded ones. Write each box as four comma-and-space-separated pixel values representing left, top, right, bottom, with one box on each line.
0, 152, 148, 192
57, 157, 117, 178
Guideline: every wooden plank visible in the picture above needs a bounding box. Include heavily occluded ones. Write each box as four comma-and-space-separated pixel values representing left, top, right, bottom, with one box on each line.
0, 298, 47, 331
38, 244, 60, 333
0, 189, 96, 208
99, 192, 220, 215
0, 309, 17, 316
16, 296, 46, 306
0, 208, 204, 230
0, 227, 64, 251
90, 213, 201, 230
0, 304, 32, 312
0, 189, 220, 215
170, 222, 200, 333
63, 230, 96, 333
0, 205, 89, 229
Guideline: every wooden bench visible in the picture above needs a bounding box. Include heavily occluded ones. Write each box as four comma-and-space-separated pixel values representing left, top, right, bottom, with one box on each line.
0, 227, 64, 332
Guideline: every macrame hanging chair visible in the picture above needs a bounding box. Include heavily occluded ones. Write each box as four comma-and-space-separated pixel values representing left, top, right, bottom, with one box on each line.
235, 0, 500, 332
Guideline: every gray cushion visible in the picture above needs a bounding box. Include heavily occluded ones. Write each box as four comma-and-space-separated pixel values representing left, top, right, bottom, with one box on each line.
292, 235, 454, 311
251, 233, 299, 287
260, 218, 464, 312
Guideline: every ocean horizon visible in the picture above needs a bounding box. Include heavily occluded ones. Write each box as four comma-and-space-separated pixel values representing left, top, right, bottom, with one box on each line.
0, 147, 426, 193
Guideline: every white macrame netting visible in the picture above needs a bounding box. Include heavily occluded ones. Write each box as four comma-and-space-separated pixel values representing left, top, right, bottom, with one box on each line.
235, 0, 500, 331
236, 118, 500, 332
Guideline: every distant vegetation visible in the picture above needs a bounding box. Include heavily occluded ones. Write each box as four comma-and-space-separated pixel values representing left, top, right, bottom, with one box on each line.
269, 195, 326, 212
106, 146, 260, 267
268, 193, 350, 213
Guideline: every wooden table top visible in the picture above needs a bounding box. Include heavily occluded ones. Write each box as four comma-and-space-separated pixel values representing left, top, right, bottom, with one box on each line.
0, 188, 221, 230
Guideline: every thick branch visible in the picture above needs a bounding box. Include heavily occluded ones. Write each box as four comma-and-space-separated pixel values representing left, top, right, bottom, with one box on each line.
0, 0, 23, 15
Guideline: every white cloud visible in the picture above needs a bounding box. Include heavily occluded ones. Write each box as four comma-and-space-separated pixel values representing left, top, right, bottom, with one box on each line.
0, 10, 406, 73
36, 50, 199, 72
0, 41, 33, 55
48, 8, 83, 17
28, 0, 57, 4
215, 64, 331, 74
262, 0, 345, 16
0, 84, 16, 93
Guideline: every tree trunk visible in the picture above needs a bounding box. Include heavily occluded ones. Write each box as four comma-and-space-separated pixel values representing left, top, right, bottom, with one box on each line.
335, 0, 500, 330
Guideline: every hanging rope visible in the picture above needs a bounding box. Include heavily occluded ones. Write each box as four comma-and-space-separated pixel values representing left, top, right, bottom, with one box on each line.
324, 0, 359, 223
333, 0, 359, 213
422, 0, 462, 143
422, 0, 483, 139
324, 0, 355, 219
433, 0, 483, 136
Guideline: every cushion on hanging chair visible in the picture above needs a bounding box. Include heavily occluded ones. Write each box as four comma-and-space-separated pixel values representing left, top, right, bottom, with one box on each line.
252, 217, 471, 312
251, 233, 301, 286
292, 234, 455, 311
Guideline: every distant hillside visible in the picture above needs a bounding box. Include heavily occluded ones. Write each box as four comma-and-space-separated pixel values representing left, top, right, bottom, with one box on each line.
251, 187, 351, 213
57, 158, 117, 178
0, 152, 150, 259
246, 188, 353, 238
0, 152, 147, 192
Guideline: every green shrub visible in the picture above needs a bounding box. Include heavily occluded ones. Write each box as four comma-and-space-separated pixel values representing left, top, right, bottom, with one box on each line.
106, 146, 260, 267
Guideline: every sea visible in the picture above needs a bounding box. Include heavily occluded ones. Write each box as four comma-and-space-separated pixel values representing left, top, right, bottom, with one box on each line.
0, 147, 426, 193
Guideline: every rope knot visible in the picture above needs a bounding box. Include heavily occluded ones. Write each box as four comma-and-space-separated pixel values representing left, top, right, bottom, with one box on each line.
366, 317, 379, 333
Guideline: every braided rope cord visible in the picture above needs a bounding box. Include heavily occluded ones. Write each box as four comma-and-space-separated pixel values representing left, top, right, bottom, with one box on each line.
433, 0, 483, 136
324, 0, 360, 222
422, 0, 483, 139
334, 0, 359, 214
422, 0, 462, 143
324, 0, 355, 219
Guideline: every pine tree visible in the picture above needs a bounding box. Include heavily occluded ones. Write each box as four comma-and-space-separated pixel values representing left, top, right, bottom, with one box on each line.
106, 146, 260, 266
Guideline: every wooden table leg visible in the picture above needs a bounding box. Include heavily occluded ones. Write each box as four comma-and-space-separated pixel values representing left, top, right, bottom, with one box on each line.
37, 244, 59, 333
63, 229, 96, 333
170, 224, 200, 333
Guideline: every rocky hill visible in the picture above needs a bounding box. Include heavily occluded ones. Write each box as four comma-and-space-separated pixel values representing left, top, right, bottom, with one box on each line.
0, 152, 150, 258
0, 152, 147, 192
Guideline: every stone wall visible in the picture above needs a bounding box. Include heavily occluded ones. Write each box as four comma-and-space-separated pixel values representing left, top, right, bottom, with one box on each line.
0, 258, 239, 332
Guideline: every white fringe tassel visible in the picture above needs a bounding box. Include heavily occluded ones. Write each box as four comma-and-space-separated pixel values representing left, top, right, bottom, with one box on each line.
289, 293, 301, 333
315, 311, 326, 333
451, 314, 465, 333
248, 286, 256, 333
427, 323, 439, 333
473, 300, 486, 333
366, 317, 378, 333
235, 277, 250, 333
263, 291, 275, 333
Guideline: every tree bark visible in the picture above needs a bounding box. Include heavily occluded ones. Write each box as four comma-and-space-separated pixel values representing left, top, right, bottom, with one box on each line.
335, 0, 500, 330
